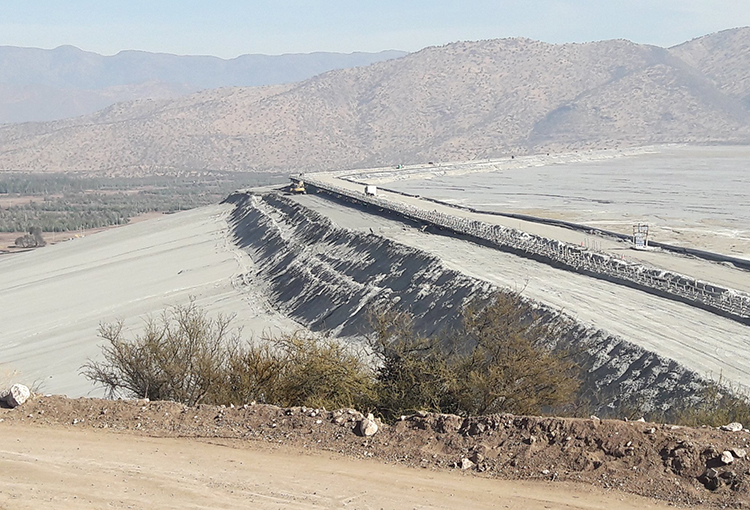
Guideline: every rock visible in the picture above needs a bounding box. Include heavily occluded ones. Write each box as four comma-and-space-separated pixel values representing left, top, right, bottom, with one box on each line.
721, 451, 735, 465
720, 470, 737, 481
2, 384, 30, 408
700, 469, 723, 490
469, 452, 484, 464
469, 445, 487, 464
435, 414, 463, 434
721, 422, 743, 432
460, 458, 475, 470
467, 422, 486, 436
356, 417, 378, 437
732, 448, 747, 459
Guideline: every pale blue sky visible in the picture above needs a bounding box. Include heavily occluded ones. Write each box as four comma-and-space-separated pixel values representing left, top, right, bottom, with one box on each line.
1, 1, 748, 57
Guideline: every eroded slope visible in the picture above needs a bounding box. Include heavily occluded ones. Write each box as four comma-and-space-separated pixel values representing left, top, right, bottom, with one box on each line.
227, 192, 709, 414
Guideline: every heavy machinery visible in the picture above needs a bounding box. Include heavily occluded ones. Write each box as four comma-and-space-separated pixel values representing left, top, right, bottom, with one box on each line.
289, 179, 306, 194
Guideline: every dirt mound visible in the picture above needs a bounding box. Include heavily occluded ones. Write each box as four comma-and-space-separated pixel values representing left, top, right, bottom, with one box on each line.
2, 395, 749, 508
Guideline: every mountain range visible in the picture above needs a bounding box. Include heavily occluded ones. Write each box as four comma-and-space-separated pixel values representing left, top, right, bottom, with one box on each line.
0, 28, 748, 175
0, 45, 406, 123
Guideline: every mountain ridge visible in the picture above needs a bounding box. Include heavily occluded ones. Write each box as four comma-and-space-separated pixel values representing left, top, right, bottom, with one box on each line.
0, 45, 407, 123
0, 29, 748, 174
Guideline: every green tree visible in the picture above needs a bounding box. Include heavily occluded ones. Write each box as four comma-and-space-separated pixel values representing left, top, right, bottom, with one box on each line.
455, 293, 580, 415
369, 307, 458, 420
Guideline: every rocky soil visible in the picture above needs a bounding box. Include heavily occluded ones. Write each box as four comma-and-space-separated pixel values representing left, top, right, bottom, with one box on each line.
3, 394, 750, 508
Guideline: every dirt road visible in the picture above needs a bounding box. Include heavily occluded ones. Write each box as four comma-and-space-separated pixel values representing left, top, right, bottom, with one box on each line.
0, 423, 680, 510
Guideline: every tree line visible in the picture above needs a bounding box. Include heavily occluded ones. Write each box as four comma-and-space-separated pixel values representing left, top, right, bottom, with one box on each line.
0, 172, 286, 233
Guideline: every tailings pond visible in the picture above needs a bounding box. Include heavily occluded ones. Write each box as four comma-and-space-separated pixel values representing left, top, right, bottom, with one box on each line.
384, 146, 750, 258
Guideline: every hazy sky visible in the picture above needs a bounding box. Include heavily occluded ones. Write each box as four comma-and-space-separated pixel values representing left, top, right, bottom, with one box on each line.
1, 1, 749, 57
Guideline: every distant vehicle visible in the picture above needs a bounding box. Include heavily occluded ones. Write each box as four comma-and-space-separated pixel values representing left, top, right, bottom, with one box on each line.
364, 185, 377, 196
289, 180, 306, 194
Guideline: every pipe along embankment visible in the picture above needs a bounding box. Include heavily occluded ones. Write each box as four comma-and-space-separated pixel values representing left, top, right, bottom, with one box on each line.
225, 191, 710, 416
301, 177, 750, 326
339, 177, 750, 272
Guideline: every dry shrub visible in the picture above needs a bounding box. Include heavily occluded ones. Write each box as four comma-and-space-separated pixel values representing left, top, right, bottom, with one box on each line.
83, 302, 374, 410
84, 295, 579, 418
668, 378, 750, 427
369, 307, 458, 420
456, 292, 580, 415
224, 332, 375, 410
250, 332, 375, 410
82, 300, 239, 405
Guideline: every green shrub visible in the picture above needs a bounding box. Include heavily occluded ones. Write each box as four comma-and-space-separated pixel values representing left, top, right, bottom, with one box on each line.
369, 307, 459, 420
369, 292, 581, 420
455, 293, 580, 415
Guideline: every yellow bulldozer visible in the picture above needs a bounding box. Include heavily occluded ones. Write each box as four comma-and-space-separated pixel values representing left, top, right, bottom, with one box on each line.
289, 179, 306, 194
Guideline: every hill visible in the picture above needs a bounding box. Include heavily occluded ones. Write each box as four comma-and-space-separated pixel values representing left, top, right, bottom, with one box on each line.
0, 29, 749, 174
670, 27, 750, 105
0, 45, 406, 123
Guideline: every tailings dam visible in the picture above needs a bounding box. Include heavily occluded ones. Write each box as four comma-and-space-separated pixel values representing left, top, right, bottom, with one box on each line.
226, 189, 750, 414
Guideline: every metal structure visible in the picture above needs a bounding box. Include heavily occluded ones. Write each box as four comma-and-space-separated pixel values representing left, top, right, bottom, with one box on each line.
298, 176, 750, 324
632, 223, 649, 250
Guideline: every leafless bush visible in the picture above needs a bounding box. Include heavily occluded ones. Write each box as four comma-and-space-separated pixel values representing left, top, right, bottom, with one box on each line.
83, 302, 374, 410
81, 300, 240, 405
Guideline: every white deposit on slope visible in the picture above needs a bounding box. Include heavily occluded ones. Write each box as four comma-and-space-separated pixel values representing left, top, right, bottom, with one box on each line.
0, 204, 297, 397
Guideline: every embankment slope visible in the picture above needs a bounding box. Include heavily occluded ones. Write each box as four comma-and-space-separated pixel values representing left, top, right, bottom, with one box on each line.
228, 192, 726, 414
0, 204, 297, 396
